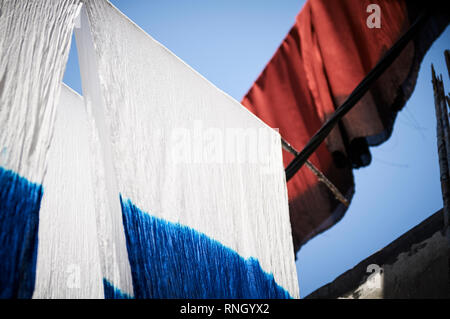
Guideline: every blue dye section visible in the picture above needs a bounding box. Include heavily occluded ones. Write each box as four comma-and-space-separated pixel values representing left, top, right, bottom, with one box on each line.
0, 166, 42, 298
103, 278, 133, 299
120, 195, 292, 299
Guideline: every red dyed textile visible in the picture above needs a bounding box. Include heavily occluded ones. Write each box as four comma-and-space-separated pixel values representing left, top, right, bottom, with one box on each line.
241, 0, 448, 252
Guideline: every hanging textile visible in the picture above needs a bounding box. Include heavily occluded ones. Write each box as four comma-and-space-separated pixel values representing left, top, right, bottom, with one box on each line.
76, 0, 297, 299
1, 0, 299, 298
33, 84, 104, 298
0, 0, 81, 298
241, 0, 449, 252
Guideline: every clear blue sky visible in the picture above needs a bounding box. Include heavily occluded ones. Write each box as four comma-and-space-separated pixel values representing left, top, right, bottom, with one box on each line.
63, 0, 449, 298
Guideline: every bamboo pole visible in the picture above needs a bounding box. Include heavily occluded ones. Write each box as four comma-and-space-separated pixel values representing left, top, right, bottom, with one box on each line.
445, 50, 450, 80
432, 64, 450, 231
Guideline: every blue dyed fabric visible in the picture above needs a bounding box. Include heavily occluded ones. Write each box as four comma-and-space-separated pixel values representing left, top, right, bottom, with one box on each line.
103, 278, 133, 299
0, 167, 42, 298
120, 196, 291, 299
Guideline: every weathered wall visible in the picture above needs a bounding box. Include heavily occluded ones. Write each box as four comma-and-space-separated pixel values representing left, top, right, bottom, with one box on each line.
306, 210, 450, 299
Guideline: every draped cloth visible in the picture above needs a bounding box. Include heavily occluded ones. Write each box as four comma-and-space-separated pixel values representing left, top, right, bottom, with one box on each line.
75, 0, 298, 298
241, 0, 449, 252
1, 0, 299, 298
33, 84, 104, 298
0, 0, 81, 298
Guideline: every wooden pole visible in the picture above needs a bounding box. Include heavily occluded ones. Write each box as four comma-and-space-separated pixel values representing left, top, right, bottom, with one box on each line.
445, 50, 450, 80
432, 64, 450, 231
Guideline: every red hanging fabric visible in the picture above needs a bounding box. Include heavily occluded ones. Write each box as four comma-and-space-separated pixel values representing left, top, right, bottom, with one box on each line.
241, 0, 448, 252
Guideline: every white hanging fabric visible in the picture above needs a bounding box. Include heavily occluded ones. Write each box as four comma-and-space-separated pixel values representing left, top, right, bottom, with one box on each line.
1, 0, 299, 299
33, 84, 104, 299
0, 0, 81, 298
77, 0, 299, 298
